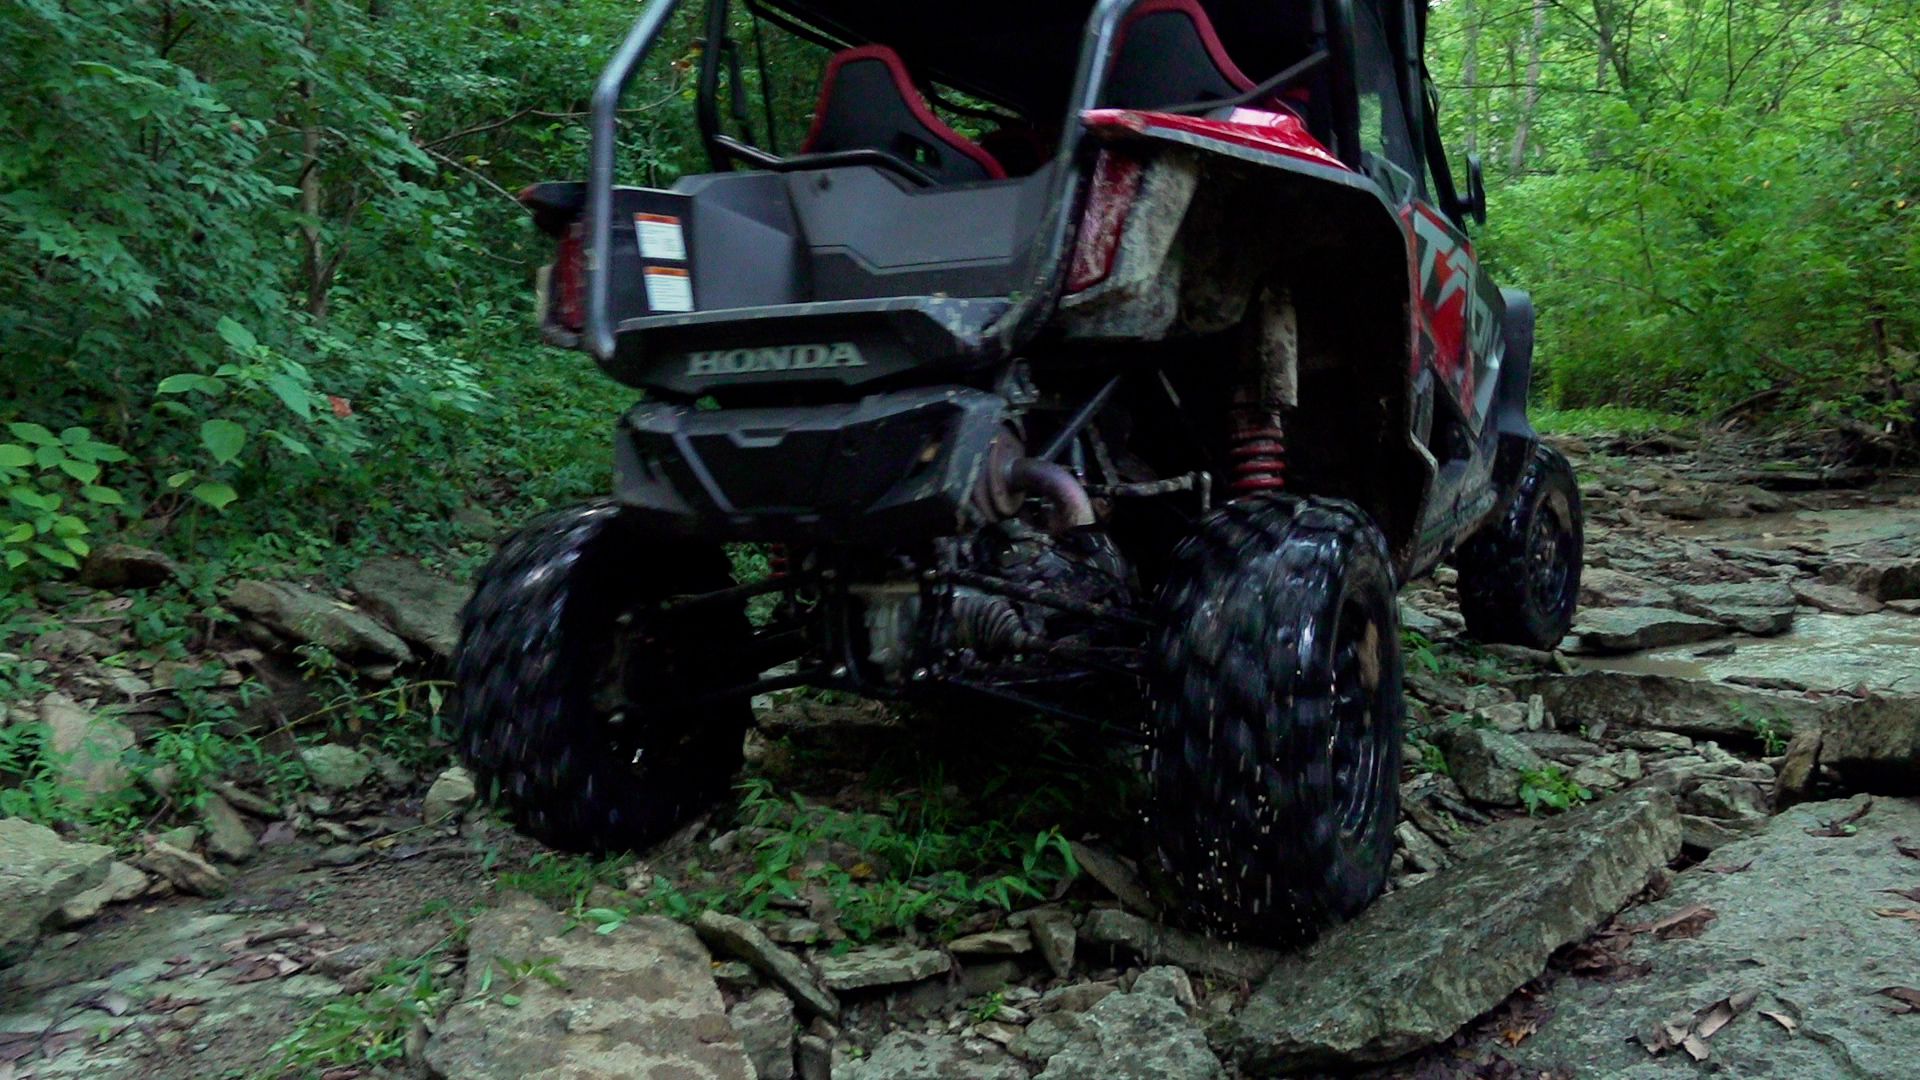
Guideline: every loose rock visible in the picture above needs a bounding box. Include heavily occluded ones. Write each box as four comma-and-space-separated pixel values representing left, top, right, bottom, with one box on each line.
1436, 726, 1548, 806
1569, 750, 1644, 794
1772, 726, 1821, 806
1579, 567, 1677, 609
421, 765, 477, 825
78, 543, 182, 589
300, 743, 374, 791
1575, 607, 1727, 652
138, 841, 228, 897
1814, 695, 1920, 789
837, 1031, 1024, 1080
347, 556, 468, 661
1671, 582, 1797, 636
210, 780, 281, 819
1792, 580, 1883, 615
40, 692, 133, 804
1067, 842, 1159, 916
226, 579, 411, 663
730, 987, 796, 1080
1026, 907, 1077, 979
1077, 908, 1278, 983
199, 793, 259, 863
54, 860, 148, 926
427, 894, 754, 1080
813, 944, 949, 991
0, 818, 112, 960
948, 929, 1033, 956
693, 910, 840, 1019
1821, 557, 1920, 602
1235, 788, 1682, 1073
1036, 969, 1224, 1080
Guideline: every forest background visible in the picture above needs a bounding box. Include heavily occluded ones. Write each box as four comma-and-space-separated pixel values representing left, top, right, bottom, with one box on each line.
0, 0, 1915, 586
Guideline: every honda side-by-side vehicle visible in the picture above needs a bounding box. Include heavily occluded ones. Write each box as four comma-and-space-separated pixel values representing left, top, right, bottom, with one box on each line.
453, 0, 1584, 946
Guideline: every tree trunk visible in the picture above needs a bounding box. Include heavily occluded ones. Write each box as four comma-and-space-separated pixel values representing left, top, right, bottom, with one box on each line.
299, 0, 328, 321
1509, 0, 1547, 171
1462, 0, 1479, 154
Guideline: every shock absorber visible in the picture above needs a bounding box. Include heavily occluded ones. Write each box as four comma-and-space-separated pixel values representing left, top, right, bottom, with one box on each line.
1226, 401, 1287, 495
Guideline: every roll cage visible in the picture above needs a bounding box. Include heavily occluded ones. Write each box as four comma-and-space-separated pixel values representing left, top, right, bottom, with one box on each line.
582, 0, 1477, 362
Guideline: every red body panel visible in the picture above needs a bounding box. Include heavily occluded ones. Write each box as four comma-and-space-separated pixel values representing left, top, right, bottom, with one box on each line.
1080, 107, 1350, 172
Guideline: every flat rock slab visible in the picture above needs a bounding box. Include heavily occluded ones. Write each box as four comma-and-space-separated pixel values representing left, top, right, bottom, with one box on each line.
813, 944, 949, 991
1671, 582, 1797, 636
1512, 670, 1823, 742
1511, 796, 1920, 1079
1575, 607, 1727, 653
427, 895, 753, 1080
1793, 580, 1883, 615
0, 818, 113, 959
1817, 695, 1920, 790
227, 579, 411, 664
1234, 788, 1682, 1075
1580, 568, 1678, 609
347, 556, 468, 661
1078, 909, 1278, 983
694, 910, 840, 1018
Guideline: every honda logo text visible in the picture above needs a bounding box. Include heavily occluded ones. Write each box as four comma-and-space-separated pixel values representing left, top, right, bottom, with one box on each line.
686, 342, 867, 376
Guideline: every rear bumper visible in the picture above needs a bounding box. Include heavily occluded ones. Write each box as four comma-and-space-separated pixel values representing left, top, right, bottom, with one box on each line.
611, 386, 1006, 541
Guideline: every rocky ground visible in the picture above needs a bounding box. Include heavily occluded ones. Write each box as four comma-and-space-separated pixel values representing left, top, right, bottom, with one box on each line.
4, 428, 1920, 1079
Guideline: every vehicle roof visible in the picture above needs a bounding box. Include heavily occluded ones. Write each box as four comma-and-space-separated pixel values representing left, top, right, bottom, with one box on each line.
753, 0, 1345, 119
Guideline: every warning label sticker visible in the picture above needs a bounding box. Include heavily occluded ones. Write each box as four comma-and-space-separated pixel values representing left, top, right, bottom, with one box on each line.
634, 212, 688, 262
644, 266, 694, 313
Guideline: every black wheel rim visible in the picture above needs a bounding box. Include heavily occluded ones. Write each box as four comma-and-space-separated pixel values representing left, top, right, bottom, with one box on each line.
1525, 493, 1576, 622
1327, 596, 1391, 838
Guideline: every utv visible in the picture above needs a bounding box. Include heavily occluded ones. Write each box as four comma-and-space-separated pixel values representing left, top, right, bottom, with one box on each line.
456, 0, 1584, 946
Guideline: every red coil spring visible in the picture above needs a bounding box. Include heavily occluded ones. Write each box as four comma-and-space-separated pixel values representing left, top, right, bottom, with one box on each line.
765, 543, 790, 579
1226, 407, 1287, 494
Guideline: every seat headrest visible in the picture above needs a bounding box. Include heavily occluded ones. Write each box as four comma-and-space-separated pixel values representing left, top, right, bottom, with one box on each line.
1101, 0, 1256, 112
801, 45, 1006, 184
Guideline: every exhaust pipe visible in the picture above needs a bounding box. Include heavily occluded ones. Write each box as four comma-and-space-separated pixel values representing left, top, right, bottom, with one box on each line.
971, 428, 1095, 534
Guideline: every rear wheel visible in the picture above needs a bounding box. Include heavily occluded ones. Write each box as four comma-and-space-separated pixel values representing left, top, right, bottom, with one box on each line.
1146, 496, 1402, 947
452, 502, 753, 853
1456, 444, 1584, 650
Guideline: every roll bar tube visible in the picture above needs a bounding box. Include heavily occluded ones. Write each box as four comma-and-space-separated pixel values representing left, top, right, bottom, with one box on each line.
584, 0, 1362, 362
587, 0, 686, 361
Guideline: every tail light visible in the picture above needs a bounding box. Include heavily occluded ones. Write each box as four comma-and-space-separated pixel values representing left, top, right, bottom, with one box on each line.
1066, 150, 1145, 293
549, 222, 585, 333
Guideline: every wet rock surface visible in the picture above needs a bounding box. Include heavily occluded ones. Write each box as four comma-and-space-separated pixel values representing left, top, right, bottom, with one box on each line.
1235, 789, 1682, 1073
1510, 797, 1920, 1079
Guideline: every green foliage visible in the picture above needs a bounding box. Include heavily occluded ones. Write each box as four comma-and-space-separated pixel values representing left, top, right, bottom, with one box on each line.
0, 423, 128, 576
1531, 407, 1692, 437
716, 777, 1081, 941
1517, 765, 1593, 816
1429, 0, 1920, 418
272, 936, 459, 1072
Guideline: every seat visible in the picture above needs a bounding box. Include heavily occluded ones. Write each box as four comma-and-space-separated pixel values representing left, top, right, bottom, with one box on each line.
1100, 0, 1255, 112
800, 45, 1006, 185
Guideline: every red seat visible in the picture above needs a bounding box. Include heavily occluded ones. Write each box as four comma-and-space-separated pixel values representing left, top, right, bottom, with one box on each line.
801, 45, 1006, 184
